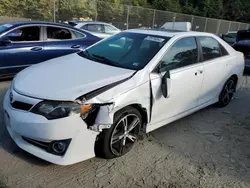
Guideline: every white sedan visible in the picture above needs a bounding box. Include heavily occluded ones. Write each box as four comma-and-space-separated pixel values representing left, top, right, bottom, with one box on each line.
3, 29, 244, 165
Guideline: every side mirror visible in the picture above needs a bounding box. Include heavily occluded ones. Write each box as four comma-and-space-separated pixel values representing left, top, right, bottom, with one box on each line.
161, 70, 171, 98
0, 37, 11, 46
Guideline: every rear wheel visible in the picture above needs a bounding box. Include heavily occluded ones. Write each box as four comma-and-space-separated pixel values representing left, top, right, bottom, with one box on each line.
218, 78, 236, 107
95, 107, 142, 159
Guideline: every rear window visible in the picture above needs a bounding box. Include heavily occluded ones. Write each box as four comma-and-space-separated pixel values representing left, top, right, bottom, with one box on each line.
198, 36, 222, 61
46, 27, 72, 40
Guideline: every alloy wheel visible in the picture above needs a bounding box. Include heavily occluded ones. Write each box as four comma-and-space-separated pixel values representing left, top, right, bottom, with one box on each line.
221, 79, 235, 105
110, 114, 140, 156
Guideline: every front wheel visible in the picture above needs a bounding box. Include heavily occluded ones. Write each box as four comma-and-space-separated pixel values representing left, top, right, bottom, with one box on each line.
95, 107, 142, 159
218, 78, 236, 107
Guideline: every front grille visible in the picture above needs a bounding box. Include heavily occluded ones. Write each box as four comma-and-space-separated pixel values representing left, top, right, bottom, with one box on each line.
11, 101, 33, 111
22, 136, 50, 149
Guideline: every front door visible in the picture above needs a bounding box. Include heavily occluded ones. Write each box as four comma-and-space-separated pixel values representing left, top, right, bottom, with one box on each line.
149, 37, 204, 130
0, 26, 45, 78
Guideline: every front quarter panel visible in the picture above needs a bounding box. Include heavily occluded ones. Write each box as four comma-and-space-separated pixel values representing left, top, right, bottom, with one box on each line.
88, 72, 151, 126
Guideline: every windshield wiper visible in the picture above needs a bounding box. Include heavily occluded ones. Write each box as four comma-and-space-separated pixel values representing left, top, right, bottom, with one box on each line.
79, 51, 121, 68
79, 50, 92, 59
92, 54, 120, 67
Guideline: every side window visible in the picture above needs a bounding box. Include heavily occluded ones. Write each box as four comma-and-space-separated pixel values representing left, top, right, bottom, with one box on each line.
220, 44, 229, 56
104, 25, 118, 33
84, 24, 104, 33
159, 37, 198, 72
46, 27, 72, 40
81, 25, 88, 30
72, 31, 86, 39
199, 36, 222, 61
6, 26, 40, 42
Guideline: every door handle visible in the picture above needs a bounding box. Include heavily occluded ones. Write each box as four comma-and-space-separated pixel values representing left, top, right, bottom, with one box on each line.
71, 45, 80, 49
30, 47, 42, 51
195, 70, 203, 75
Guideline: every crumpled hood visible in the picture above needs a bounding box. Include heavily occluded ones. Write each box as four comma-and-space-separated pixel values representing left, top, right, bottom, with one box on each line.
14, 53, 135, 101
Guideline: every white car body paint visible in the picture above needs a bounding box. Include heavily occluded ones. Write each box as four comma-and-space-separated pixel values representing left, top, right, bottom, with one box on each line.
3, 30, 244, 165
161, 22, 192, 31
13, 54, 135, 101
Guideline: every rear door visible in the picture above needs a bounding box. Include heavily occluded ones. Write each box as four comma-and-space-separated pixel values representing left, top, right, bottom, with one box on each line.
42, 26, 88, 61
0, 25, 45, 78
197, 36, 231, 105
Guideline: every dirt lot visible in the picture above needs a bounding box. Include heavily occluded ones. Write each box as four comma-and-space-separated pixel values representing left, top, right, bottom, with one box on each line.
0, 76, 250, 188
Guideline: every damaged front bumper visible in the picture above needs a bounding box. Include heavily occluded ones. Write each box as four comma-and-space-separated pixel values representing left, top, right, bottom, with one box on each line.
3, 88, 105, 165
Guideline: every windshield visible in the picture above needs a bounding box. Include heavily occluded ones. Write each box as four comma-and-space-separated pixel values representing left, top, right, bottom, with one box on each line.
78, 32, 170, 70
227, 32, 237, 38
0, 24, 12, 34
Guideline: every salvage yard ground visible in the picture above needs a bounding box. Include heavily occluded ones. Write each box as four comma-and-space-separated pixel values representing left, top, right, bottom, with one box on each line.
0, 76, 250, 188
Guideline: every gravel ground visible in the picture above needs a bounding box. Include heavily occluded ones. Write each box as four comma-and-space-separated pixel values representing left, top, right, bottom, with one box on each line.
0, 76, 250, 188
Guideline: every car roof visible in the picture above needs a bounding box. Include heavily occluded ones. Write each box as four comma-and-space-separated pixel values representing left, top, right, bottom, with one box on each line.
226, 31, 237, 34
5, 21, 71, 28
125, 29, 215, 38
70, 21, 109, 25
0, 21, 99, 37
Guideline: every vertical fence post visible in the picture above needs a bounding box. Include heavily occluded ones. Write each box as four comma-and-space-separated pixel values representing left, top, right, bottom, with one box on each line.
152, 9, 156, 28
228, 21, 232, 32
172, 13, 176, 29
216, 20, 221, 34
126, 5, 130, 30
95, 0, 98, 21
204, 18, 208, 32
237, 23, 241, 31
191, 15, 194, 27
53, 0, 56, 22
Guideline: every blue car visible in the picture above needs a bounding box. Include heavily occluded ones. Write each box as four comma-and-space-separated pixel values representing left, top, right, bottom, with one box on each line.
0, 21, 101, 79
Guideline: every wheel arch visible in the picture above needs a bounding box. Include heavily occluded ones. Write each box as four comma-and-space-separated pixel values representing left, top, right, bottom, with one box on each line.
114, 103, 148, 133
230, 74, 238, 85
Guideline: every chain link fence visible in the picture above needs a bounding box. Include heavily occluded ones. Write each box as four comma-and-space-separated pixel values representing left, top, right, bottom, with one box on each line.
1, 0, 249, 34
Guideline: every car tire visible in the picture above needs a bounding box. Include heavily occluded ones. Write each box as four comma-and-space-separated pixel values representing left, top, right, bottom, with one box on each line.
218, 77, 236, 107
95, 106, 142, 159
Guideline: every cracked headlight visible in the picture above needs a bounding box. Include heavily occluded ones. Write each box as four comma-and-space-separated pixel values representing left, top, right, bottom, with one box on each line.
31, 101, 95, 120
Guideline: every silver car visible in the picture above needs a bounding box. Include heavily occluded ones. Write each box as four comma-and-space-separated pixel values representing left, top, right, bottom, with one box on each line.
69, 21, 121, 39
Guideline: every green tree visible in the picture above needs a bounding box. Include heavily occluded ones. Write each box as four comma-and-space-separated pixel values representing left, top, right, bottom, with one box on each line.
152, 0, 181, 12
0, 0, 250, 24
223, 0, 244, 22
182, 2, 198, 15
